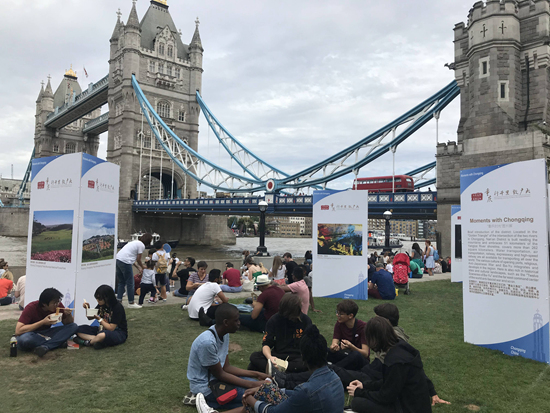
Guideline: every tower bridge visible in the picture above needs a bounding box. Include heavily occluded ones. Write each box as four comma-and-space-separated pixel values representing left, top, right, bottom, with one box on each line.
23, 1, 545, 251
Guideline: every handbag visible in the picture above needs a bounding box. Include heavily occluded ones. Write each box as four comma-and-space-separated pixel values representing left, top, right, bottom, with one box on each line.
207, 330, 238, 405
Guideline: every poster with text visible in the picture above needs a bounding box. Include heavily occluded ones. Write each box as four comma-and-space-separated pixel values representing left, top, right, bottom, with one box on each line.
26, 153, 82, 311
460, 159, 550, 363
450, 205, 462, 283
74, 154, 120, 325
312, 189, 368, 299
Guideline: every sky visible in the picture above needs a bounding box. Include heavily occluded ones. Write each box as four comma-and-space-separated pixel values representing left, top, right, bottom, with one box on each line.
0, 0, 471, 192
34, 210, 74, 226
82, 210, 116, 240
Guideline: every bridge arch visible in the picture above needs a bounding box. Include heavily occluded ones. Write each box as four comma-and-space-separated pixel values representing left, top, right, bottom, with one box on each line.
135, 165, 190, 201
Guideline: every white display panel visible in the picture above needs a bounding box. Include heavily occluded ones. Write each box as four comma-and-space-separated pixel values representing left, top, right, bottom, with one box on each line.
26, 153, 119, 326
312, 189, 369, 299
460, 159, 550, 363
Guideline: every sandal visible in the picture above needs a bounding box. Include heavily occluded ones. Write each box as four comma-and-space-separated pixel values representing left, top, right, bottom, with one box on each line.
182, 391, 197, 406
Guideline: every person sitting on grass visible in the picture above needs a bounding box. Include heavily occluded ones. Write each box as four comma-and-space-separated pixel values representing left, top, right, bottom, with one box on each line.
14, 275, 26, 310
220, 262, 243, 293
239, 274, 285, 333
185, 261, 209, 305
0, 271, 14, 306
221, 325, 344, 413
187, 270, 228, 326
299, 264, 321, 313
138, 258, 160, 305
277, 267, 310, 315
347, 316, 434, 413
368, 263, 396, 300
338, 304, 449, 409
185, 303, 271, 410
244, 257, 263, 282
74, 285, 128, 350
174, 257, 196, 298
248, 293, 312, 374
15, 287, 78, 357
267, 299, 369, 390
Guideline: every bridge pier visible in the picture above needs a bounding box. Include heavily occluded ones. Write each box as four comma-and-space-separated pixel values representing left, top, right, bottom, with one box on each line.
130, 212, 235, 246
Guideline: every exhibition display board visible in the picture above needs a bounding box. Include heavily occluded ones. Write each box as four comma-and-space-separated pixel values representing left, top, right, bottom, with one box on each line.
460, 159, 550, 363
450, 205, 462, 283
26, 153, 120, 325
312, 189, 369, 299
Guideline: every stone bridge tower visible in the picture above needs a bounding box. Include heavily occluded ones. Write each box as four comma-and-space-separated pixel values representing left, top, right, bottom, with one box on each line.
437, 0, 550, 254
107, 0, 203, 238
34, 68, 101, 158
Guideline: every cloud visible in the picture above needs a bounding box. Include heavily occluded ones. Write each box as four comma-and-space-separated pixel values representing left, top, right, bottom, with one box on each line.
0, 0, 468, 193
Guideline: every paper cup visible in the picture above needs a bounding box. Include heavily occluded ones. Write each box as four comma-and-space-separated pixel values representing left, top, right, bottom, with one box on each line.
86, 308, 98, 317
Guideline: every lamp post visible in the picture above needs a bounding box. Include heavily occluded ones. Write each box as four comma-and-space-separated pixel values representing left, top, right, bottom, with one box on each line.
256, 200, 269, 256
383, 210, 392, 254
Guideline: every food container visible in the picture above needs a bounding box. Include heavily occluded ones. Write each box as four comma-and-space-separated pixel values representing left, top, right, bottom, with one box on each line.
86, 308, 99, 317
50, 313, 62, 323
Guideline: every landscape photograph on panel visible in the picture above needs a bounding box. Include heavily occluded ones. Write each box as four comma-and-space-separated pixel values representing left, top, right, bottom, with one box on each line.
81, 211, 116, 263
317, 223, 363, 256
31, 210, 74, 262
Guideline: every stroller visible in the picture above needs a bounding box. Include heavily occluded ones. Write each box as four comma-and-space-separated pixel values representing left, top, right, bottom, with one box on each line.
392, 252, 411, 295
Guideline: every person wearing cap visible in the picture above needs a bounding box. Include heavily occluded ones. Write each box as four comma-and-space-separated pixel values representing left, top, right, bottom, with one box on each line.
239, 274, 285, 333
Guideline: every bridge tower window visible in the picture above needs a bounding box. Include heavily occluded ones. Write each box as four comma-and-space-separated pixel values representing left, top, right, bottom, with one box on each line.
143, 135, 151, 149
65, 142, 76, 153
167, 65, 172, 76
167, 45, 173, 58
53, 144, 59, 153
159, 63, 164, 74
158, 42, 165, 55
178, 110, 185, 122
149, 60, 155, 72
175, 68, 180, 79
157, 101, 171, 118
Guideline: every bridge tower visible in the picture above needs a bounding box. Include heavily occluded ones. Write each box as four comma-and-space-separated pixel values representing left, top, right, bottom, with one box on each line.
34, 68, 101, 158
437, 0, 550, 254
107, 0, 203, 238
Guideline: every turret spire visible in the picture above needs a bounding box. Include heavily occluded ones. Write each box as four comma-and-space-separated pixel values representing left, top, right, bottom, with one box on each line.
190, 17, 203, 51
44, 75, 53, 96
111, 8, 123, 41
126, 0, 140, 29
36, 81, 45, 102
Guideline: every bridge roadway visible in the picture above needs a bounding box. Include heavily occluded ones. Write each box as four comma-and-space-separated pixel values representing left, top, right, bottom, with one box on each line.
132, 191, 437, 219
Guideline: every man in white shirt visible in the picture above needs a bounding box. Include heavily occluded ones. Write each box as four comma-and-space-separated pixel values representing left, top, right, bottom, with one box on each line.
115, 233, 153, 308
188, 270, 228, 326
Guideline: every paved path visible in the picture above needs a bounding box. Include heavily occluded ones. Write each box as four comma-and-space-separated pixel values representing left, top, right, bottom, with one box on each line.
0, 273, 453, 322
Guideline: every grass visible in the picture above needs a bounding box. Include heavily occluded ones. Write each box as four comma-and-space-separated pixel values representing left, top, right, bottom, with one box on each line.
2, 281, 550, 413
31, 229, 72, 253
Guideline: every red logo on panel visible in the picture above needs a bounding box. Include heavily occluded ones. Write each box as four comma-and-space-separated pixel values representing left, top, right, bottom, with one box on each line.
37, 181, 45, 189
321, 205, 329, 210
88, 180, 95, 189
471, 193, 483, 201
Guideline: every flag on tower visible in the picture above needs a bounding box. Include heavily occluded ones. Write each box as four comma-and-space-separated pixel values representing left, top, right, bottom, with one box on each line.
83, 67, 88, 78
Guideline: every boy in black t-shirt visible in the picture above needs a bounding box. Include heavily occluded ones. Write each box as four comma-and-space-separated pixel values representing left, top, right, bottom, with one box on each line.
75, 285, 128, 350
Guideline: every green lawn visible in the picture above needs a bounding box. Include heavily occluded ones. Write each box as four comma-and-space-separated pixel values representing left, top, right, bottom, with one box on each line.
2, 281, 550, 413
31, 229, 72, 254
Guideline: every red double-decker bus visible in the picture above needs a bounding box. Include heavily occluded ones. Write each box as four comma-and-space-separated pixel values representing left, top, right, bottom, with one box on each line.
352, 175, 414, 193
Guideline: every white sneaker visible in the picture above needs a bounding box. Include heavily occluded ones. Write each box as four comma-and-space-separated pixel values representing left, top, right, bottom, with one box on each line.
181, 304, 188, 310
128, 303, 142, 309
196, 393, 219, 413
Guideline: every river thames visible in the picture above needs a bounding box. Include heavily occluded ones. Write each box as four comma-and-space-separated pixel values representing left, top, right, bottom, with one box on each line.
0, 235, 421, 267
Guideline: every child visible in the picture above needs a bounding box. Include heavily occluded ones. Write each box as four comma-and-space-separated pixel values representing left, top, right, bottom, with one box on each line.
139, 259, 160, 304
385, 257, 393, 274
169, 253, 180, 289
152, 241, 169, 301
74, 285, 128, 350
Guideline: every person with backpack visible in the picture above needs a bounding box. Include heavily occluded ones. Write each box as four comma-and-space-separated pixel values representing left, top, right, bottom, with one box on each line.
152, 241, 169, 302
424, 240, 435, 277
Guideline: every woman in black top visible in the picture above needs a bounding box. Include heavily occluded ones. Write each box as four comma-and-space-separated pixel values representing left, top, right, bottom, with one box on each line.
248, 293, 312, 373
75, 285, 128, 349
347, 316, 432, 413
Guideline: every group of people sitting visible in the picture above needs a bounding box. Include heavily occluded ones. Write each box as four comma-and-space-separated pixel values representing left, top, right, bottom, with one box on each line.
185, 297, 449, 413
14, 284, 128, 357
